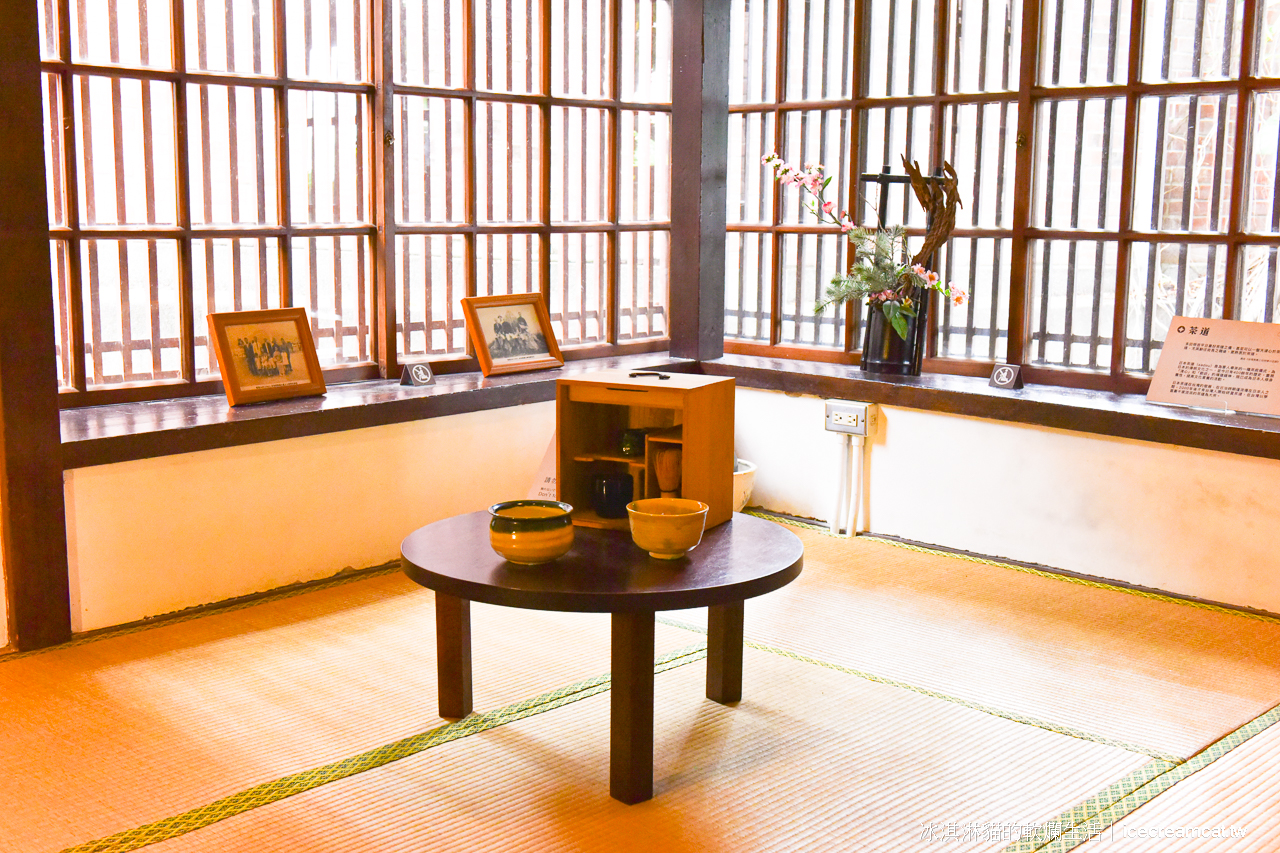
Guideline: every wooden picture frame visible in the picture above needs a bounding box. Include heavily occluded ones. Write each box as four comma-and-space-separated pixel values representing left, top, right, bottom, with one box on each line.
207, 307, 327, 406
462, 293, 565, 376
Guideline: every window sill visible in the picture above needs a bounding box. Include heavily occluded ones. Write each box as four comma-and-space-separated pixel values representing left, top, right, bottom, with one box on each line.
60, 352, 1280, 469
698, 354, 1280, 462
60, 353, 695, 469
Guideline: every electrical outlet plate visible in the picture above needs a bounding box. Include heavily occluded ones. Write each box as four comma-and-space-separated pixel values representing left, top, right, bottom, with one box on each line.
824, 400, 874, 436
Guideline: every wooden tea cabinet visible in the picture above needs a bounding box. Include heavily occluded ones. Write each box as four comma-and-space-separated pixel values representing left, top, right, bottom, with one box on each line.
555, 370, 735, 530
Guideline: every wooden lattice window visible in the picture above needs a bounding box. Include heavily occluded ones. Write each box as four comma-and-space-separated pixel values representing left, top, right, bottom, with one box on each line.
39, 0, 673, 404
725, 0, 1280, 391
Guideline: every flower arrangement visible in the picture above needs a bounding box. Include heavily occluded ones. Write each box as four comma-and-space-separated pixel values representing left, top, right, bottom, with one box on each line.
762, 152, 965, 341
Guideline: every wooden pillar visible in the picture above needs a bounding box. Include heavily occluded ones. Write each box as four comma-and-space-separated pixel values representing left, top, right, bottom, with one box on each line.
668, 0, 730, 361
0, 0, 73, 650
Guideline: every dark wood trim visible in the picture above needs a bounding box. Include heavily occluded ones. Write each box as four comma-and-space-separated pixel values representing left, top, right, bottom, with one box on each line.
50, 225, 381, 240
1004, 0, 1040, 367
699, 354, 1280, 461
723, 79, 1280, 112
0, 2, 72, 650
728, 91, 1021, 112
559, 338, 671, 361
373, 0, 398, 380
726, 339, 859, 365
1110, 0, 1145, 380
56, 363, 382, 408
56, 0, 85, 394
383, 82, 673, 113
536, 0, 550, 325
606, 0, 622, 346
668, 0, 729, 360
63, 348, 1280, 479
844, 0, 864, 355
1223, 0, 1260, 317
1019, 364, 1150, 395
273, 0, 293, 310
35, 60, 378, 94
919, 356, 995, 378
768, 0, 787, 350
171, 0, 196, 385
60, 353, 694, 469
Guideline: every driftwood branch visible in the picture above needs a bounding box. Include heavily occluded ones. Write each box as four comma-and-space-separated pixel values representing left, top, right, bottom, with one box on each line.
901, 156, 963, 267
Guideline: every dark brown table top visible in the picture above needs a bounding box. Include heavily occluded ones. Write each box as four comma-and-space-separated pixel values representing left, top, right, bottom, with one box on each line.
400, 511, 804, 613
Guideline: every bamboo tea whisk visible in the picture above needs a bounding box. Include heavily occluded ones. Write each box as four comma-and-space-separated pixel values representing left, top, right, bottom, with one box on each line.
653, 448, 682, 498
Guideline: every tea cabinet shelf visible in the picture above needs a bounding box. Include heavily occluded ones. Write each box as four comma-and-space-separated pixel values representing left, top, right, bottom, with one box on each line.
556, 370, 735, 531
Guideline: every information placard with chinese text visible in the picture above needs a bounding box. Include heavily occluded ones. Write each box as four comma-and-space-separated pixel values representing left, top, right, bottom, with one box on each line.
1147, 317, 1280, 417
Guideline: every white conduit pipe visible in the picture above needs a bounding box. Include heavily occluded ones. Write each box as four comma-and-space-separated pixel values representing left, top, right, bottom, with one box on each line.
847, 433, 865, 534
830, 432, 868, 537
830, 433, 850, 535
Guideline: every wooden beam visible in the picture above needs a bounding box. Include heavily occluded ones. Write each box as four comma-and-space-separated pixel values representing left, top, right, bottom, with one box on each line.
0, 0, 73, 649
668, 0, 730, 360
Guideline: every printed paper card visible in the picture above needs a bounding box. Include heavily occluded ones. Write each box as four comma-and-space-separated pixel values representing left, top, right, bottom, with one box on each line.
1146, 317, 1280, 417
527, 436, 558, 500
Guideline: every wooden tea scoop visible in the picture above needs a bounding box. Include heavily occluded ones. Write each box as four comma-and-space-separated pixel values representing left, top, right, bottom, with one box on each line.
653, 448, 682, 498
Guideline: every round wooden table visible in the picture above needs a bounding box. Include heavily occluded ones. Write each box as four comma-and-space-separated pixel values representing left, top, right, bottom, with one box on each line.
400, 510, 804, 804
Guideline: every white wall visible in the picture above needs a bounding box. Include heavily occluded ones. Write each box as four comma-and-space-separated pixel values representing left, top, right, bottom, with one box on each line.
55, 386, 1280, 633
64, 402, 556, 632
735, 387, 1280, 614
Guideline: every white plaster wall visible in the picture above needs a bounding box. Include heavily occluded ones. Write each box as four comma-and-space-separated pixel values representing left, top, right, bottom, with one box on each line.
733, 391, 846, 521
735, 387, 1280, 613
55, 386, 1280, 633
64, 402, 556, 632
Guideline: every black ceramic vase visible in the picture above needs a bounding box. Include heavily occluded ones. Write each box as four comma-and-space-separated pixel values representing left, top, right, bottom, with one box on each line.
859, 287, 929, 376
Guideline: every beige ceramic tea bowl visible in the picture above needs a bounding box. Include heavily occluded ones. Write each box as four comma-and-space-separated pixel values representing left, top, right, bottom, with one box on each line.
625, 497, 709, 560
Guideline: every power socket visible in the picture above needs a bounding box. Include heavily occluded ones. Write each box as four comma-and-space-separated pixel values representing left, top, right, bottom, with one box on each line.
824, 400, 875, 436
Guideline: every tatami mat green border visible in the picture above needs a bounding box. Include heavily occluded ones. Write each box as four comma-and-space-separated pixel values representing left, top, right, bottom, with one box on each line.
655, 616, 1177, 762
743, 510, 1280, 626
1001, 759, 1180, 852
1, 561, 402, 663
53, 616, 1168, 853
1014, 701, 1280, 853
58, 643, 709, 853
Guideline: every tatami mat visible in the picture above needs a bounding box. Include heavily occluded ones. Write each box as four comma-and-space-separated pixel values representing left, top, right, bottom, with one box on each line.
669, 526, 1280, 761
0, 573, 698, 853
6, 517, 1280, 853
1073, 715, 1280, 852
146, 646, 1153, 853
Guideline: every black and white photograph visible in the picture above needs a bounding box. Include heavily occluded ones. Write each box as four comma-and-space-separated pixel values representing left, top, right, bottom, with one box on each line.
462, 293, 564, 376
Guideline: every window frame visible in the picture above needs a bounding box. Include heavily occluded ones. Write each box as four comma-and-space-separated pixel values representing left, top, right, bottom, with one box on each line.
724, 0, 1280, 394
41, 0, 674, 408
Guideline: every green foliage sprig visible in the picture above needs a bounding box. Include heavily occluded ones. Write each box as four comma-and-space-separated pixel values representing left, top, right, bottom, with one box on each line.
762, 152, 967, 341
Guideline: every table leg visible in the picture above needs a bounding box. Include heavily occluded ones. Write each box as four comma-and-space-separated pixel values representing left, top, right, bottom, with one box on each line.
610, 610, 655, 804
435, 592, 472, 719
706, 600, 744, 704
